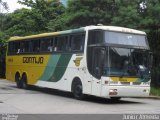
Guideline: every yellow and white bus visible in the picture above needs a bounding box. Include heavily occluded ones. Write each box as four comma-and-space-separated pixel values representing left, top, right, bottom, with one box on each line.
6, 25, 152, 100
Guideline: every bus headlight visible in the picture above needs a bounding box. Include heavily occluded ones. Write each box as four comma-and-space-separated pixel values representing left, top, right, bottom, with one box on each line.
143, 89, 150, 93
109, 89, 118, 95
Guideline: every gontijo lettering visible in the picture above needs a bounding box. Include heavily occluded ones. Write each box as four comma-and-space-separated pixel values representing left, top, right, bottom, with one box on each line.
23, 57, 44, 64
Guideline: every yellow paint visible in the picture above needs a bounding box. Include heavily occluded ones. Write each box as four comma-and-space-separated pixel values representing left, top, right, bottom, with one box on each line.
73, 57, 83, 67
6, 55, 50, 85
9, 32, 59, 41
111, 77, 138, 82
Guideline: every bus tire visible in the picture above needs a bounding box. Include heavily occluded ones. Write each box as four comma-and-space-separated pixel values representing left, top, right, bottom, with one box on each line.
21, 74, 28, 90
72, 79, 84, 100
15, 73, 22, 88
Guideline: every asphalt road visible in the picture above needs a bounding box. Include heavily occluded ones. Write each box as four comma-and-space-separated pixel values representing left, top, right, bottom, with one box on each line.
0, 79, 160, 114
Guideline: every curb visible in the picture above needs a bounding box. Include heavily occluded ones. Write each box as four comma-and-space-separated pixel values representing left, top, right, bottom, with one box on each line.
147, 96, 160, 100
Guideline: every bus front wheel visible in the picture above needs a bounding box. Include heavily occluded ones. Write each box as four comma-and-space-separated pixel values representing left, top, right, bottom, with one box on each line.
72, 80, 84, 100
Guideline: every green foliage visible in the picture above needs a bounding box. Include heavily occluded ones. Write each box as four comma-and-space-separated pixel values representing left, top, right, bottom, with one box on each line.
141, 1, 160, 26
4, 8, 40, 36
0, 31, 7, 78
47, 13, 69, 31
112, 0, 141, 28
150, 86, 160, 96
18, 0, 65, 33
0, 13, 8, 31
64, 0, 117, 28
3, 0, 65, 37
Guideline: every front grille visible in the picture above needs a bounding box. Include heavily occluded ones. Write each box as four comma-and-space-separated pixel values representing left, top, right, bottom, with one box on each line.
120, 82, 130, 85
133, 82, 141, 85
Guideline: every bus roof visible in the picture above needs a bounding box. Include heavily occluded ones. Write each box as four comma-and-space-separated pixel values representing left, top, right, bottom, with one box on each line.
9, 27, 85, 41
9, 25, 146, 41
85, 25, 146, 35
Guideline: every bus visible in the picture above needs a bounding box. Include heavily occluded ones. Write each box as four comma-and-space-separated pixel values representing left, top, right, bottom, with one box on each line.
6, 25, 152, 100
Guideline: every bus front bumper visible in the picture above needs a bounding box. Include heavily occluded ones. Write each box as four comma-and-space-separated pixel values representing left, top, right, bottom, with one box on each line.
101, 85, 150, 98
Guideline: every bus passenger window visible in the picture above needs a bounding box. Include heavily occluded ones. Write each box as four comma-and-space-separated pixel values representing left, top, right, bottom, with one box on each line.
57, 36, 69, 51
24, 41, 29, 53
29, 41, 33, 52
40, 38, 53, 52
14, 42, 20, 54
88, 30, 103, 45
20, 42, 25, 53
47, 39, 53, 52
48, 46, 52, 52
71, 34, 85, 51
52, 37, 57, 51
8, 42, 14, 55
40, 40, 47, 52
32, 40, 40, 53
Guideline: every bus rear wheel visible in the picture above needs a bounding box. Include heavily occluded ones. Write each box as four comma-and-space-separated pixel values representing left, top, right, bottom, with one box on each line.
15, 73, 22, 88
21, 74, 28, 89
72, 80, 84, 100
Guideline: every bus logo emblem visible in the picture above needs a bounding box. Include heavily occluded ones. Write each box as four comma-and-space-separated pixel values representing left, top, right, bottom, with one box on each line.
73, 57, 83, 67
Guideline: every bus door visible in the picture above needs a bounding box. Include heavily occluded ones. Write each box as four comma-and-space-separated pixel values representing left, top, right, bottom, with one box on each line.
91, 47, 105, 96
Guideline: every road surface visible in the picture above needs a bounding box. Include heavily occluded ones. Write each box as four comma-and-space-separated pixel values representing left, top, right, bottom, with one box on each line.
0, 79, 160, 114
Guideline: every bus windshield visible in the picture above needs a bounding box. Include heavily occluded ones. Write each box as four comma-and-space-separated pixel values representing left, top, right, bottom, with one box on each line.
88, 29, 151, 79
104, 31, 149, 49
103, 47, 151, 78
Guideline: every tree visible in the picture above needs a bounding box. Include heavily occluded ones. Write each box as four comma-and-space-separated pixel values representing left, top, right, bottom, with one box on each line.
111, 0, 142, 29
0, 0, 9, 77
0, 0, 8, 31
63, 0, 117, 29
47, 13, 69, 31
0, 0, 9, 13
4, 8, 46, 36
141, 0, 160, 85
18, 0, 65, 32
